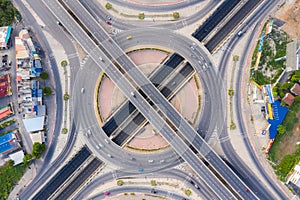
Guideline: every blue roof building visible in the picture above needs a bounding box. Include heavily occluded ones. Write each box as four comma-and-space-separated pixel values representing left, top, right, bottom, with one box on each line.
0, 132, 20, 155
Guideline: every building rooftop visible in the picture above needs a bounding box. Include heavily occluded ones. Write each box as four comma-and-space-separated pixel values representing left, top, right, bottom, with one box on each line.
30, 131, 44, 144
0, 104, 13, 121
9, 150, 24, 166
282, 93, 295, 106
15, 37, 30, 60
23, 116, 45, 132
0, 132, 20, 155
291, 83, 300, 96
286, 40, 300, 71
0, 74, 11, 97
0, 26, 12, 49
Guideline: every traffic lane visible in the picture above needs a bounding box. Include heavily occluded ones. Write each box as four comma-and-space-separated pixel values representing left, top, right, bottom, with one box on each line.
55, 158, 103, 200
205, 0, 263, 52
192, 0, 241, 40
75, 169, 217, 200
32, 146, 92, 200
80, 0, 220, 30
90, 186, 189, 200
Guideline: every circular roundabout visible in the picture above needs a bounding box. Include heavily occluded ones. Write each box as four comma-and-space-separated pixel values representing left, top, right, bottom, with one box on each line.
73, 27, 226, 173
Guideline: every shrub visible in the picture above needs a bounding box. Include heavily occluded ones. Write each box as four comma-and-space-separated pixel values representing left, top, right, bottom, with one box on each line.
117, 180, 124, 186
43, 87, 52, 96
150, 180, 157, 186
62, 128, 68, 134
32, 142, 46, 159
138, 13, 145, 20
185, 189, 192, 196
40, 72, 49, 80
173, 12, 179, 19
105, 3, 112, 9
64, 93, 70, 101
61, 60, 68, 67
23, 153, 33, 164
228, 88, 234, 97
277, 125, 286, 136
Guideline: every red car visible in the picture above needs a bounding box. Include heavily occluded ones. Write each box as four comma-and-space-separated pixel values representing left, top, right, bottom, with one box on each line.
104, 191, 110, 196
106, 20, 111, 25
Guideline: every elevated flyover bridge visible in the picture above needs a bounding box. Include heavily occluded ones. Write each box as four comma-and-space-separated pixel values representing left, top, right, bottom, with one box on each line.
43, 0, 259, 199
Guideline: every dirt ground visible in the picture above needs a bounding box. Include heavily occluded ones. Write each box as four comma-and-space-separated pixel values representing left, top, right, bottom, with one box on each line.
277, 112, 300, 160
275, 0, 300, 40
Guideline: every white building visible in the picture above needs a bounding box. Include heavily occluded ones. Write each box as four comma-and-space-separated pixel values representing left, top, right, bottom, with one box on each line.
287, 162, 300, 187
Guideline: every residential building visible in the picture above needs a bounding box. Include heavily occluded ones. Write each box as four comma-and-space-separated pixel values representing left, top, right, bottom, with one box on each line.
291, 83, 300, 96
282, 93, 295, 106
0, 74, 12, 97
0, 103, 14, 122
14, 28, 47, 145
0, 26, 12, 49
0, 131, 21, 156
23, 116, 45, 144
8, 150, 24, 166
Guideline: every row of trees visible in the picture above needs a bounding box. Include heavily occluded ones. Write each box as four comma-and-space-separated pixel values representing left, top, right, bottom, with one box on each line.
23, 142, 46, 164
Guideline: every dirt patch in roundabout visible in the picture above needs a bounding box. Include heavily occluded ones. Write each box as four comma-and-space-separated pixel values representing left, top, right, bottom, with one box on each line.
97, 48, 202, 153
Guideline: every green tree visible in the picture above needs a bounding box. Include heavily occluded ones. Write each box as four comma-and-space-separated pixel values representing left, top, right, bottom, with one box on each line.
43, 87, 52, 96
32, 142, 46, 159
277, 125, 286, 136
117, 180, 124, 186
150, 180, 157, 186
61, 60, 68, 67
23, 153, 33, 164
64, 93, 70, 101
40, 72, 49, 80
185, 189, 192, 196
228, 88, 234, 97
62, 128, 68, 134
173, 12, 180, 19
138, 13, 145, 20
105, 3, 112, 9
8, 159, 14, 166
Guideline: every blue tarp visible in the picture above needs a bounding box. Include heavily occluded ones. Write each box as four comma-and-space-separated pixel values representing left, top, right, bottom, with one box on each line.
267, 100, 288, 139
5, 26, 12, 43
258, 33, 265, 52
